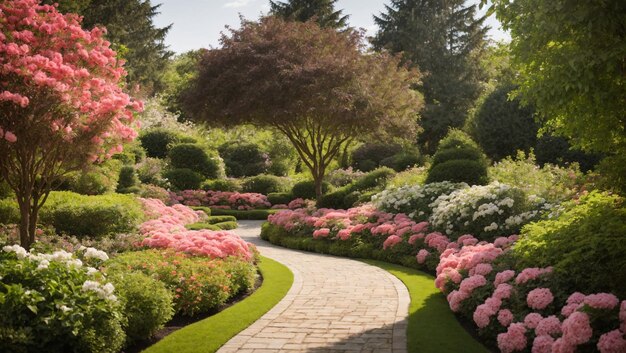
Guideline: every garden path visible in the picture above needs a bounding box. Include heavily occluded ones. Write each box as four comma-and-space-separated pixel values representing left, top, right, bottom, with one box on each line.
217, 221, 410, 353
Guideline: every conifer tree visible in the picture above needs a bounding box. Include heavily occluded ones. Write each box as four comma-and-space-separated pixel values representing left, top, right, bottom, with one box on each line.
269, 0, 349, 29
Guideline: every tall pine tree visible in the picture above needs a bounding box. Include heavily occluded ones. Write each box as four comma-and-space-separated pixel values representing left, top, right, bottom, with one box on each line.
269, 0, 349, 29
44, 0, 173, 95
373, 0, 488, 153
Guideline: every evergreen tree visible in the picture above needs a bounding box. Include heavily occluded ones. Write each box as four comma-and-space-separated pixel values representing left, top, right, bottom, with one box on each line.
269, 0, 349, 29
373, 0, 488, 154
45, 0, 173, 95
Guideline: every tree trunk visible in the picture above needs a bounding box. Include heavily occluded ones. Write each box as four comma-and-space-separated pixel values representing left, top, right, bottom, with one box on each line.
17, 197, 32, 249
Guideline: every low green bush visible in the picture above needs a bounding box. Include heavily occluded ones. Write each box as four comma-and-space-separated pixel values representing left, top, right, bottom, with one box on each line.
317, 167, 395, 209
219, 142, 270, 177
291, 180, 331, 200
164, 168, 204, 191
185, 222, 221, 231
116, 166, 139, 194
189, 206, 211, 216
426, 160, 489, 186
207, 215, 237, 224
241, 175, 290, 194
139, 128, 181, 159
381, 148, 422, 172
348, 167, 395, 192
201, 179, 242, 192
213, 221, 238, 230
39, 192, 144, 238
136, 158, 168, 187
0, 199, 19, 224
513, 191, 626, 298
113, 141, 146, 165
0, 247, 125, 353
351, 143, 402, 172
207, 208, 278, 220
317, 188, 350, 209
109, 272, 174, 344
267, 192, 294, 205
58, 159, 122, 196
139, 184, 171, 204
105, 250, 257, 316
168, 144, 223, 179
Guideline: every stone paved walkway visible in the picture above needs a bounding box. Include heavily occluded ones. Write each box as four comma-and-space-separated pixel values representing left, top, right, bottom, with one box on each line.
217, 221, 410, 353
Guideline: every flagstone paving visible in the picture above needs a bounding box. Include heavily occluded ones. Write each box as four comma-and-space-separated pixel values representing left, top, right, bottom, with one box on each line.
217, 221, 410, 353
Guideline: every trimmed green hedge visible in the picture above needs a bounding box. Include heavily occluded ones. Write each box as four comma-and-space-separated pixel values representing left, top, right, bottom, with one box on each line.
185, 223, 221, 231
206, 208, 279, 220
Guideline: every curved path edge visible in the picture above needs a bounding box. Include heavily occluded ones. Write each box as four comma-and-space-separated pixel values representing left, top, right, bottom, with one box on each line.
218, 221, 410, 353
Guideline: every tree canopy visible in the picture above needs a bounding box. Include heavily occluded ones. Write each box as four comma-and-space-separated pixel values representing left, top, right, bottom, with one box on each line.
269, 0, 349, 29
0, 0, 141, 248
373, 0, 489, 154
491, 0, 626, 156
180, 17, 422, 200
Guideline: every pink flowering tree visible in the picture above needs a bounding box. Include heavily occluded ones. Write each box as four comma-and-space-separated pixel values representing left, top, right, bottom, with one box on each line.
0, 0, 142, 248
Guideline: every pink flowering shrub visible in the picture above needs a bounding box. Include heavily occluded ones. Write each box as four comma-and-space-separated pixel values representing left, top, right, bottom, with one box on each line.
171, 189, 271, 210
138, 198, 255, 261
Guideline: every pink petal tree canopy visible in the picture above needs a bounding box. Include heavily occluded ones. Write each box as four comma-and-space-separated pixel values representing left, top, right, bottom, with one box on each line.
0, 0, 142, 248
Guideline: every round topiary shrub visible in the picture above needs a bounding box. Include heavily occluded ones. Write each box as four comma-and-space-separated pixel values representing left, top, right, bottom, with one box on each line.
116, 166, 139, 194
380, 148, 422, 172
267, 192, 294, 205
139, 128, 181, 159
163, 168, 204, 191
348, 167, 396, 192
201, 179, 242, 192
109, 272, 174, 344
469, 84, 537, 161
513, 191, 626, 298
168, 143, 222, 179
317, 188, 350, 209
351, 143, 403, 172
291, 180, 331, 200
426, 130, 489, 186
241, 175, 289, 194
219, 143, 270, 177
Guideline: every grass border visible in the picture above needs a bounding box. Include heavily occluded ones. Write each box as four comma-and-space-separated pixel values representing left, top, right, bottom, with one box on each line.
143, 256, 293, 353
361, 259, 490, 353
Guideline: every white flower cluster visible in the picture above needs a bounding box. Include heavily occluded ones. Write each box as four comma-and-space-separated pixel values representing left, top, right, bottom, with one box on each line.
2, 245, 108, 275
429, 182, 546, 237
372, 181, 467, 220
81, 280, 117, 302
81, 246, 109, 262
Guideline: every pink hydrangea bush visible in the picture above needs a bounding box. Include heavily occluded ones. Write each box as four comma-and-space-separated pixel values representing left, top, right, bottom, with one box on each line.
138, 198, 255, 261
171, 190, 271, 210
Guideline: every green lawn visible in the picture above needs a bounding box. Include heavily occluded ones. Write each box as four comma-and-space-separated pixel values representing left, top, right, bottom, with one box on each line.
143, 256, 293, 353
361, 260, 490, 353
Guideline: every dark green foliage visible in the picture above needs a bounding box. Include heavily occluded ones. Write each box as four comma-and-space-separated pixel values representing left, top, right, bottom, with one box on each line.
291, 180, 331, 200
426, 130, 489, 185
39, 192, 144, 238
514, 192, 626, 297
269, 0, 349, 29
317, 188, 350, 209
168, 144, 222, 179
595, 154, 626, 195
206, 215, 237, 224
351, 143, 402, 172
241, 175, 290, 195
267, 192, 294, 205
380, 148, 422, 172
219, 143, 270, 178
201, 179, 242, 192
189, 206, 211, 216
470, 84, 537, 160
116, 166, 139, 194
0, 180, 11, 199
78, 0, 173, 94
213, 221, 238, 230
349, 167, 395, 191
109, 272, 174, 344
373, 0, 488, 154
56, 160, 122, 196
163, 168, 203, 191
317, 167, 395, 209
139, 128, 180, 159
535, 135, 602, 172
113, 142, 146, 165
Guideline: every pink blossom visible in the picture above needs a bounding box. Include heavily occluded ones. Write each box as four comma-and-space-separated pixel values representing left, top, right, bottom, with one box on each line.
470, 263, 492, 276
4, 131, 17, 143
312, 228, 330, 238
498, 309, 514, 327
583, 293, 619, 310
459, 275, 487, 296
597, 329, 626, 353
408, 233, 424, 245
561, 311, 593, 346
515, 267, 552, 284
493, 283, 513, 300
527, 288, 554, 310
524, 313, 543, 329
551, 338, 576, 353
531, 335, 554, 353
494, 270, 516, 286
567, 292, 586, 305
416, 249, 429, 264
497, 322, 527, 353
561, 303, 580, 318
535, 316, 562, 336
473, 304, 493, 328
382, 235, 402, 249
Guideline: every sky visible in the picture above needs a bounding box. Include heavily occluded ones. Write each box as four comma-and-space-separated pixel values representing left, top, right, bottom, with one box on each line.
153, 0, 510, 54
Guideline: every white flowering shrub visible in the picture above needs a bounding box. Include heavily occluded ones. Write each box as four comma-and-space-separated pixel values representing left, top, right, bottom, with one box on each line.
0, 245, 125, 353
372, 181, 467, 221
429, 182, 549, 240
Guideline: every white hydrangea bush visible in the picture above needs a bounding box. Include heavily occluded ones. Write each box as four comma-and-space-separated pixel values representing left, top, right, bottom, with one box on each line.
372, 181, 467, 221
429, 182, 550, 240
